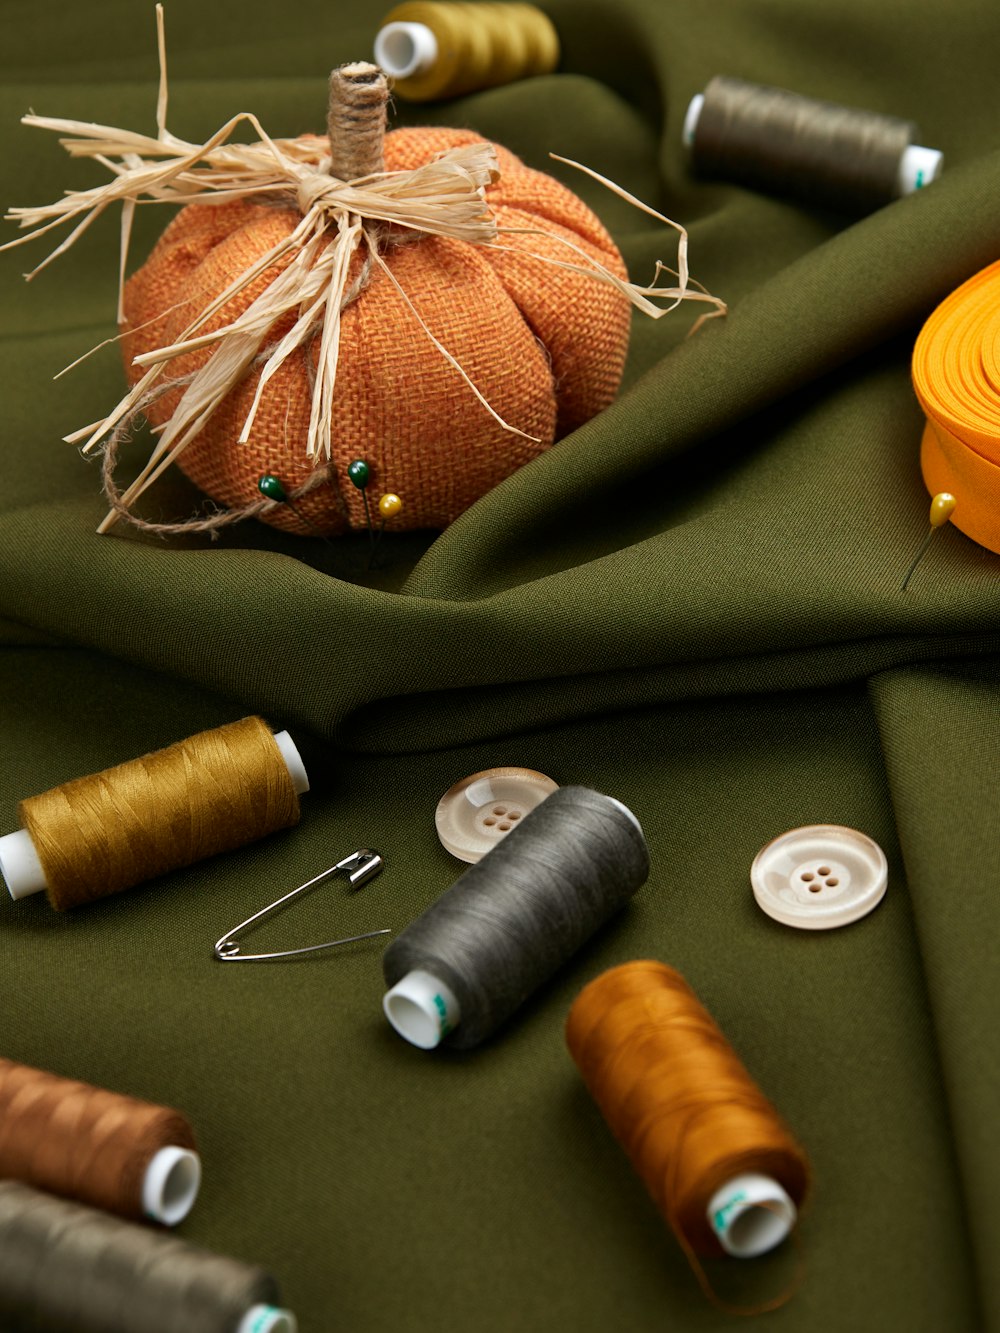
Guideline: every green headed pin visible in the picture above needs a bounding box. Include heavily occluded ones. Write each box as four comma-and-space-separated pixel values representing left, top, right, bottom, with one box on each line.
258, 473, 289, 503
257, 474, 331, 543
347, 458, 375, 550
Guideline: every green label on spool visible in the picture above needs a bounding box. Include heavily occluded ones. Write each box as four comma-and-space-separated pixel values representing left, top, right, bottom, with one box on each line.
250, 1310, 280, 1333
713, 1191, 748, 1233
433, 993, 452, 1035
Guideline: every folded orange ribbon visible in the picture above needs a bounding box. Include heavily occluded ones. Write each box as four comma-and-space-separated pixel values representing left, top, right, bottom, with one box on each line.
913, 258, 1000, 554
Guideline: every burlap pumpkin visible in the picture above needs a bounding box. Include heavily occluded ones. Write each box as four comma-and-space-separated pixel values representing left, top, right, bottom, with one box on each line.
121, 124, 632, 535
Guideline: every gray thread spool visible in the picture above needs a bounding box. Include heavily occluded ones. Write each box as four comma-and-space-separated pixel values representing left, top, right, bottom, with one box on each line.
382, 786, 650, 1050
0, 1181, 295, 1333
684, 75, 942, 214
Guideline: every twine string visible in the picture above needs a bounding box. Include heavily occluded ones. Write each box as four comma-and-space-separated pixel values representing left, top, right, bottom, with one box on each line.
99, 404, 338, 537
327, 62, 389, 182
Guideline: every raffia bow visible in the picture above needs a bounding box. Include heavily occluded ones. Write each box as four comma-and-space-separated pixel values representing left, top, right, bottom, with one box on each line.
2, 6, 725, 536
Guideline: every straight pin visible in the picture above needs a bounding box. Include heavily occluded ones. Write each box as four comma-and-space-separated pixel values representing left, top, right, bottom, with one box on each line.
901, 492, 956, 592
257, 474, 333, 544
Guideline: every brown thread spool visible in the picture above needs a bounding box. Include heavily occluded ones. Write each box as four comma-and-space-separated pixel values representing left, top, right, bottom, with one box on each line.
0, 1058, 200, 1225
375, 1, 559, 102
0, 717, 308, 910
684, 75, 943, 214
565, 961, 810, 1303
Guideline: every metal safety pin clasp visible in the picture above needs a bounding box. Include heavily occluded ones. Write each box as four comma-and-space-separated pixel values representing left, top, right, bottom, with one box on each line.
214, 850, 388, 962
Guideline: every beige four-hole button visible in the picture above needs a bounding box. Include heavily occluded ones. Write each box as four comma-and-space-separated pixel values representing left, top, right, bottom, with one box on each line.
435, 767, 558, 863
751, 824, 888, 929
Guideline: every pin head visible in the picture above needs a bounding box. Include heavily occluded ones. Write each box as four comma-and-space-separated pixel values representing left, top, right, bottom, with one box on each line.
378, 493, 402, 519
258, 474, 288, 503
347, 459, 370, 490
929, 492, 956, 528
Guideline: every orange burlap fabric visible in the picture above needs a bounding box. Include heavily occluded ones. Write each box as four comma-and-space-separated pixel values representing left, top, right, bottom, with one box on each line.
121, 127, 632, 534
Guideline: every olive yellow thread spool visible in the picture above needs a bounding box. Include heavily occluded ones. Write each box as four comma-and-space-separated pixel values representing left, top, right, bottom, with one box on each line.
566, 961, 810, 1307
374, 2, 559, 102
0, 717, 308, 910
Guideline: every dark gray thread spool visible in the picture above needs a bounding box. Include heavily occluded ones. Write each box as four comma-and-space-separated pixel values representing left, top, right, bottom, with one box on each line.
684, 75, 942, 214
382, 786, 650, 1049
0, 1181, 295, 1333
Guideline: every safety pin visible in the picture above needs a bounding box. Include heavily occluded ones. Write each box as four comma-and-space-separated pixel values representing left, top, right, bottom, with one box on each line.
214, 850, 389, 962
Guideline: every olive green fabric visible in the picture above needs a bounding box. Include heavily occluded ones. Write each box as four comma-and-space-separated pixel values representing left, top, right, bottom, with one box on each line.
1, 1, 998, 1329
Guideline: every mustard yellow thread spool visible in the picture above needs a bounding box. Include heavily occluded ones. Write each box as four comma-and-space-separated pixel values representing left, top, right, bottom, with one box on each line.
0, 717, 309, 910
375, 2, 559, 102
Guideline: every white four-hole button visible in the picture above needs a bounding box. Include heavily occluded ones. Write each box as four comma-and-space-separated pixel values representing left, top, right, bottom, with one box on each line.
751, 824, 887, 929
435, 767, 558, 863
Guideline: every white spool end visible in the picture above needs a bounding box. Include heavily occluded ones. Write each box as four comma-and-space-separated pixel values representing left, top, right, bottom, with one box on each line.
273, 731, 309, 796
142, 1147, 202, 1226
383, 969, 461, 1049
237, 1306, 298, 1333
602, 796, 644, 838
897, 144, 943, 195
683, 93, 704, 148
0, 828, 47, 900
707, 1173, 796, 1257
374, 21, 439, 79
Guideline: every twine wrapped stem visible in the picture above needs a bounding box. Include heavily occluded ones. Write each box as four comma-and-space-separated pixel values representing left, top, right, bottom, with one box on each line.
328, 63, 389, 182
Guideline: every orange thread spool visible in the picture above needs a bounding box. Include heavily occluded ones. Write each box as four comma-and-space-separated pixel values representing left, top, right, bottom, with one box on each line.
565, 961, 810, 1274
913, 258, 1000, 555
0, 1058, 200, 1225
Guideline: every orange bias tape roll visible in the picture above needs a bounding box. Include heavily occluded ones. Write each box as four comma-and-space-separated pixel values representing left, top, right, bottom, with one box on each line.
913, 258, 1000, 554
565, 961, 810, 1264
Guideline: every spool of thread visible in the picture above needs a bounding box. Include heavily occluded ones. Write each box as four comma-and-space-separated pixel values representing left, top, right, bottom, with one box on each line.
683, 75, 942, 214
0, 1180, 295, 1333
374, 2, 559, 102
566, 961, 809, 1264
383, 785, 649, 1049
0, 717, 308, 910
0, 1057, 201, 1226
912, 258, 1000, 555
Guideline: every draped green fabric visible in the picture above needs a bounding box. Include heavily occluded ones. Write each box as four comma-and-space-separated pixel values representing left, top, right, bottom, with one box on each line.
1, 0, 998, 1328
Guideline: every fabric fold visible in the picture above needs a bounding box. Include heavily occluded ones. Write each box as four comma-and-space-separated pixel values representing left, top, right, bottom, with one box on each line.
870, 662, 1000, 1329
